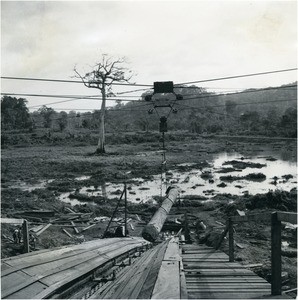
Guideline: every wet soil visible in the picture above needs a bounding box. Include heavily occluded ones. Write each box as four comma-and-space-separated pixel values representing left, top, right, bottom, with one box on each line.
1, 134, 297, 293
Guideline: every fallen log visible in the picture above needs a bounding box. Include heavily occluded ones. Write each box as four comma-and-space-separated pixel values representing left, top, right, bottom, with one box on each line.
142, 187, 179, 242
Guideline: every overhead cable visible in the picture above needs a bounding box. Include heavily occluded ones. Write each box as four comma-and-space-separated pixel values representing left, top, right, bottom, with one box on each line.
176, 68, 297, 86
1, 76, 152, 87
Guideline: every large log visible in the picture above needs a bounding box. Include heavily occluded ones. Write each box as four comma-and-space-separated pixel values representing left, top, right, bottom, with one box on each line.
142, 187, 179, 242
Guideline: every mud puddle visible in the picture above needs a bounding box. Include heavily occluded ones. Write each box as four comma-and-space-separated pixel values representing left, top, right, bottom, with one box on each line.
59, 151, 297, 206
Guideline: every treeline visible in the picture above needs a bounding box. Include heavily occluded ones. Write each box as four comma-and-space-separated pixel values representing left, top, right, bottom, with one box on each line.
1, 82, 297, 138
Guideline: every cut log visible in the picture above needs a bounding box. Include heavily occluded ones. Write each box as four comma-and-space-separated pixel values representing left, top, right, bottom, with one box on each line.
142, 187, 179, 242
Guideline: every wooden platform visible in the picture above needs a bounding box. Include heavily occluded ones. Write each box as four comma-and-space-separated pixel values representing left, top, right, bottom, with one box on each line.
1, 237, 149, 299
181, 244, 271, 299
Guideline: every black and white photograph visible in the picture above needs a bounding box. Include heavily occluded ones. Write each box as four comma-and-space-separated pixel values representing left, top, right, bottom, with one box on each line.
1, 1, 297, 299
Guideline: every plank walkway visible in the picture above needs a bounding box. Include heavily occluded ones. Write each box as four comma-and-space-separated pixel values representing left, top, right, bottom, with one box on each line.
92, 237, 187, 299
181, 244, 272, 299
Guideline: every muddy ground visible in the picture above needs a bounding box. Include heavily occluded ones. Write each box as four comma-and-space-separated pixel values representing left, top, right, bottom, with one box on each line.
1, 133, 297, 295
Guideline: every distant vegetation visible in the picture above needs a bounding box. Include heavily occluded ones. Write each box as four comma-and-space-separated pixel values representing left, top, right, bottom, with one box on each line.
1, 82, 297, 147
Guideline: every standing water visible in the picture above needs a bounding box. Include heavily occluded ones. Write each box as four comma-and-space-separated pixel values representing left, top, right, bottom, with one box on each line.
59, 149, 297, 205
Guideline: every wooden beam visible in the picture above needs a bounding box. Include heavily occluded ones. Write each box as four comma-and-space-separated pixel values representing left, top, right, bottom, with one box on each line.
81, 224, 96, 232
22, 220, 30, 253
35, 224, 52, 236
228, 218, 234, 262
71, 221, 80, 234
1, 218, 24, 224
151, 260, 180, 299
277, 212, 297, 224
215, 224, 229, 250
271, 212, 282, 295
62, 229, 73, 238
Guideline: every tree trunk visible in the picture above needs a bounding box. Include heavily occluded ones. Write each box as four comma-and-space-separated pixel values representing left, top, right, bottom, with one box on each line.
96, 86, 106, 154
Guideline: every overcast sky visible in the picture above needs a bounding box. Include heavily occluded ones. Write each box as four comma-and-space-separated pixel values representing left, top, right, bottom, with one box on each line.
1, 1, 297, 112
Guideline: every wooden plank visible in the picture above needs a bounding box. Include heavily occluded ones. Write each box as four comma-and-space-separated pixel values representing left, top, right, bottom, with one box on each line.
5, 281, 48, 299
277, 212, 297, 224
151, 260, 180, 299
184, 257, 229, 261
71, 221, 80, 234
35, 224, 52, 236
186, 283, 270, 288
22, 220, 30, 253
113, 249, 158, 298
188, 288, 271, 292
182, 245, 214, 249
93, 241, 164, 299
2, 247, 109, 298
163, 237, 180, 261
1, 270, 35, 295
62, 228, 73, 238
36, 241, 143, 286
183, 254, 229, 258
188, 292, 271, 299
137, 241, 169, 299
2, 238, 148, 299
228, 218, 234, 262
271, 212, 282, 295
215, 224, 229, 249
179, 259, 188, 299
30, 225, 44, 233
81, 223, 97, 232
1, 238, 120, 277
121, 247, 163, 299
186, 276, 269, 285
185, 271, 256, 276
4, 238, 123, 267
0, 218, 24, 224
183, 250, 224, 254
183, 263, 246, 269
33, 240, 148, 299
65, 207, 76, 214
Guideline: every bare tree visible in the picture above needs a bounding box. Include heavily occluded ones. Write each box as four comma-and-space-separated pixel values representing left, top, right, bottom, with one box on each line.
74, 54, 133, 154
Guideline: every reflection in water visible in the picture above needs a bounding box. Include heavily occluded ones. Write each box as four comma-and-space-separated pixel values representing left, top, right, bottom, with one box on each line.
101, 182, 107, 199
280, 150, 296, 162
59, 150, 297, 206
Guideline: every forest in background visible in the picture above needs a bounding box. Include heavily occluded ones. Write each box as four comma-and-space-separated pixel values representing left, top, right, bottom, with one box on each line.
1, 82, 297, 147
